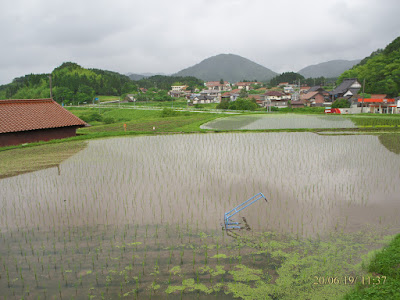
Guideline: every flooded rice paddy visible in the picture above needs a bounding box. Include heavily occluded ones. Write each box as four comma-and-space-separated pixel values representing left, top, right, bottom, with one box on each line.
1, 133, 399, 299
200, 114, 357, 130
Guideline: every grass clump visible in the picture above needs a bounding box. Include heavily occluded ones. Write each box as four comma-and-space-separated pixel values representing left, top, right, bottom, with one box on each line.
277, 107, 325, 114
160, 108, 180, 117
343, 234, 400, 299
378, 134, 400, 154
80, 112, 103, 123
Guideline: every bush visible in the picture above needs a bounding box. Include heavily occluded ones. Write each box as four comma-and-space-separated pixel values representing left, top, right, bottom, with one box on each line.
216, 101, 229, 109
332, 98, 350, 108
160, 108, 179, 117
80, 112, 103, 123
228, 99, 258, 111
103, 116, 116, 124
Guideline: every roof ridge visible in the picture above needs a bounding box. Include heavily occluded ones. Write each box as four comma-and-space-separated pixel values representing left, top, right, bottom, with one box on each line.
0, 98, 53, 104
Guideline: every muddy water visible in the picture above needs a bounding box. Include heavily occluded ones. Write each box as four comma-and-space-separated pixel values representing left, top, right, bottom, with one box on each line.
1, 132, 399, 236
1, 132, 400, 299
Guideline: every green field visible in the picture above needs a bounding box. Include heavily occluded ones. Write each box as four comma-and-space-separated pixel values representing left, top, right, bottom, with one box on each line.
67, 107, 223, 133
116, 99, 219, 110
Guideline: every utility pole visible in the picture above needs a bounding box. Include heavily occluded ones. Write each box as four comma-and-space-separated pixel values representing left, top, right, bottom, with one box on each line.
361, 78, 365, 113
49, 75, 53, 99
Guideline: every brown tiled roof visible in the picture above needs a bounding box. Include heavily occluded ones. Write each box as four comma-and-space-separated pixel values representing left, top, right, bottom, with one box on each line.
370, 94, 387, 99
247, 94, 262, 100
300, 91, 319, 100
206, 81, 229, 87
265, 91, 283, 96
0, 99, 87, 134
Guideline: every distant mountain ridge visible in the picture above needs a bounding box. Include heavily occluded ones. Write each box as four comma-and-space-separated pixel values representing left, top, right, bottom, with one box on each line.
126, 72, 167, 81
298, 59, 361, 78
173, 54, 277, 83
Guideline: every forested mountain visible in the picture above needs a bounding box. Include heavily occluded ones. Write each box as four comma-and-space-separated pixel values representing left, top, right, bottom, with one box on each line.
338, 36, 400, 97
298, 59, 361, 78
173, 54, 277, 82
269, 72, 305, 86
0, 62, 207, 103
0, 62, 137, 104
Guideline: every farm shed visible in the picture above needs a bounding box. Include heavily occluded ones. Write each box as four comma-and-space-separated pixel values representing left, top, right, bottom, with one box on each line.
0, 99, 87, 147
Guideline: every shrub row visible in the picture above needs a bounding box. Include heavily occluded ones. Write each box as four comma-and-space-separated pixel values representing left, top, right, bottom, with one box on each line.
80, 112, 116, 124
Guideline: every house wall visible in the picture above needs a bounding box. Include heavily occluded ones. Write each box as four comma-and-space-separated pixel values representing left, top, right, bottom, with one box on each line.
0, 126, 79, 147
313, 94, 326, 106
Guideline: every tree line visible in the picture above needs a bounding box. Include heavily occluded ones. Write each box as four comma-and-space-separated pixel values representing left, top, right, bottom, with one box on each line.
338, 36, 400, 97
0, 62, 138, 104
0, 63, 205, 104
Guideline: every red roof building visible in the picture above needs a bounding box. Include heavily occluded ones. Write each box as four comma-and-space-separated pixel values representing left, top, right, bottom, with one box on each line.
357, 97, 396, 113
0, 99, 87, 147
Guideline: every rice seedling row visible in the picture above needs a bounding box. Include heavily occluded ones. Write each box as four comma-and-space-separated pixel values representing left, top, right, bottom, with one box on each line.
1, 132, 399, 299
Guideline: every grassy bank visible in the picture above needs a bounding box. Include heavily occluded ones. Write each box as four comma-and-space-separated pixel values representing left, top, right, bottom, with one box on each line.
343, 234, 400, 299
349, 114, 400, 127
68, 107, 223, 133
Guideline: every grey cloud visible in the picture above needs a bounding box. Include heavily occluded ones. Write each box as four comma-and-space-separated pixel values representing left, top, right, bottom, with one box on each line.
1, 0, 400, 85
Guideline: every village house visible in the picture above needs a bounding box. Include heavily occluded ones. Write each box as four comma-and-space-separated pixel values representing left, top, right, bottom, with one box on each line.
300, 86, 311, 93
235, 82, 260, 91
283, 86, 295, 94
356, 94, 398, 114
204, 81, 231, 92
300, 91, 328, 107
125, 94, 136, 102
307, 85, 326, 93
263, 91, 290, 108
290, 100, 305, 108
0, 99, 87, 147
192, 95, 216, 104
192, 88, 223, 104
191, 92, 219, 104
247, 94, 264, 107
278, 82, 289, 87
330, 78, 361, 100
221, 89, 240, 102
169, 85, 189, 98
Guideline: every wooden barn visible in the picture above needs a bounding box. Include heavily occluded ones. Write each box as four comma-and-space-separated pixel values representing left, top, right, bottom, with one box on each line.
0, 99, 87, 147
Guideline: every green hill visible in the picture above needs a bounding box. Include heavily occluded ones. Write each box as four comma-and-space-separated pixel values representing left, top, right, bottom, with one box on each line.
136, 75, 204, 91
173, 53, 277, 83
338, 36, 400, 97
0, 62, 137, 104
298, 59, 361, 78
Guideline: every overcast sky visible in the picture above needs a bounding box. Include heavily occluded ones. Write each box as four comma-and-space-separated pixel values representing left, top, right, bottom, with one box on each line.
1, 0, 399, 85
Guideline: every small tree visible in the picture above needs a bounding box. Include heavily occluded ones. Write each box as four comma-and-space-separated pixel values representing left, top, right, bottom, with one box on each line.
216, 100, 229, 109
332, 98, 350, 108
239, 88, 248, 98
